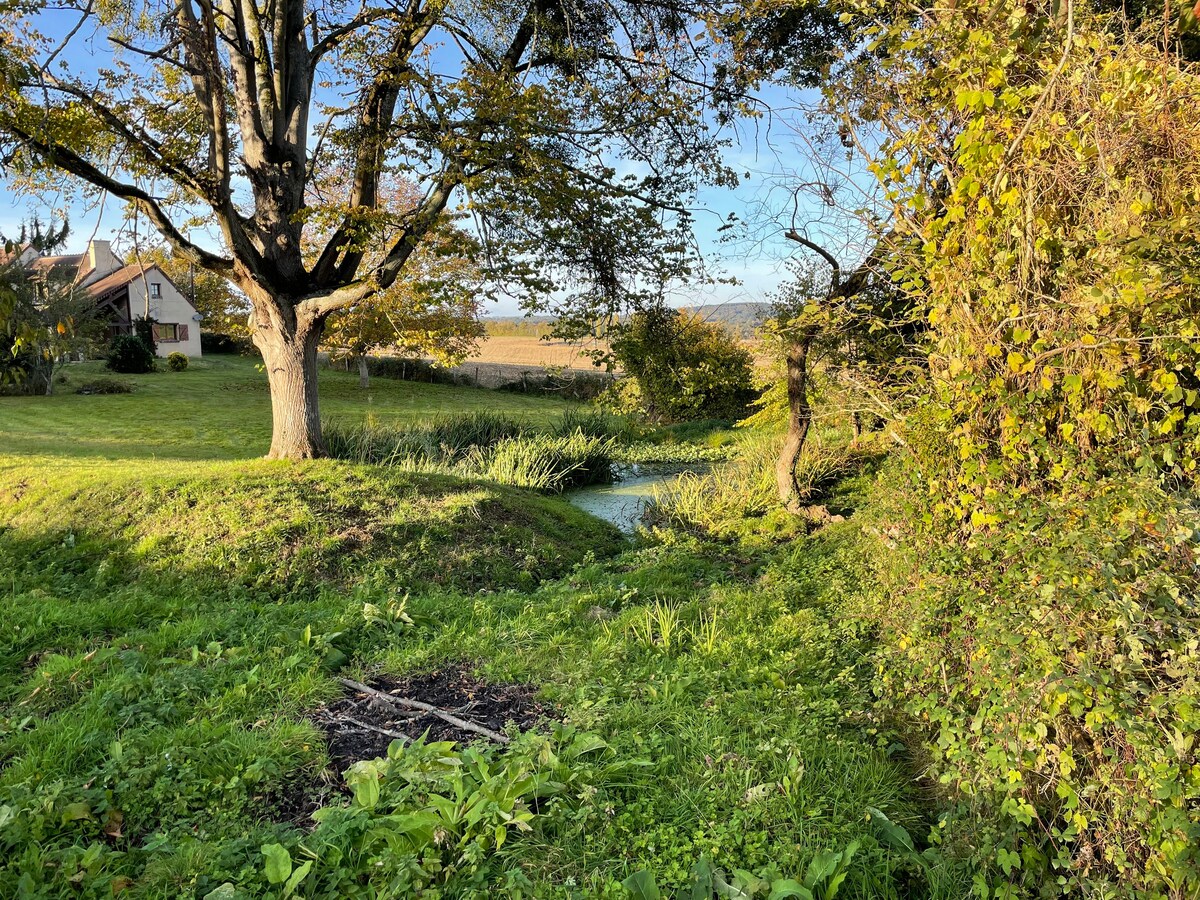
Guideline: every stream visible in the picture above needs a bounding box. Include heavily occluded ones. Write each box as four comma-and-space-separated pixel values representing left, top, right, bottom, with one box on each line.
566, 464, 706, 533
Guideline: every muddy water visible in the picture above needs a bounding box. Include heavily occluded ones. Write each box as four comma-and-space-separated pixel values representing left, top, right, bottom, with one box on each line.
567, 464, 705, 533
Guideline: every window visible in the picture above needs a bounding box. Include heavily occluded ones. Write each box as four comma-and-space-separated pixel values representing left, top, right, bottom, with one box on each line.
150, 282, 162, 298
155, 323, 179, 342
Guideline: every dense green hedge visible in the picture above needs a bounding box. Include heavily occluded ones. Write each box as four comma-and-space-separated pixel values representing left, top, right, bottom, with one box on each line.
862, 464, 1200, 896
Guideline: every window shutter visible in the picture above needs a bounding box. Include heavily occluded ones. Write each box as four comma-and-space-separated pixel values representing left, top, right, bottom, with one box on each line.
151, 324, 161, 341
179, 324, 189, 341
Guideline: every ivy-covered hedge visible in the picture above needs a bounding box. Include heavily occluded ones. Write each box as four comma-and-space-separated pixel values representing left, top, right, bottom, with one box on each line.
830, 0, 1200, 893
865, 471, 1200, 894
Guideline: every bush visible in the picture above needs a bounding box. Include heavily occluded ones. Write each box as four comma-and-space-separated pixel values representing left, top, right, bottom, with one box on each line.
610, 308, 757, 423
106, 334, 156, 374
132, 315, 157, 356
863, 473, 1200, 894
166, 352, 188, 372
74, 377, 133, 395
200, 332, 259, 355
0, 346, 36, 395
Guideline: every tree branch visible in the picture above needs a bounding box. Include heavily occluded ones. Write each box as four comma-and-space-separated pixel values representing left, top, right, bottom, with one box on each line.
5, 125, 234, 273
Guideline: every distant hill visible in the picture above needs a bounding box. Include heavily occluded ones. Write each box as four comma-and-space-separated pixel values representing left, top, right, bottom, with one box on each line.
484, 302, 772, 337
681, 303, 771, 334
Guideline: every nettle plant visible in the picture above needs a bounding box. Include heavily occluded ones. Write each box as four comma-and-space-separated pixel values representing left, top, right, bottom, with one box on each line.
264, 724, 632, 896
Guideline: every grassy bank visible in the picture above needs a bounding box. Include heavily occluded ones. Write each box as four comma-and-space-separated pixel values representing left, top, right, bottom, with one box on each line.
0, 360, 958, 897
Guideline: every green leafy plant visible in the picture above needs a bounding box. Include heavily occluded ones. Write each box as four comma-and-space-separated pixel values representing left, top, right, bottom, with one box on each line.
622, 846, 860, 900
106, 333, 156, 374
609, 307, 758, 423
166, 351, 189, 372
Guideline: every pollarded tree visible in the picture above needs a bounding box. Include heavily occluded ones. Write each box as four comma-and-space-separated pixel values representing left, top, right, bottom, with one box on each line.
0, 0, 741, 458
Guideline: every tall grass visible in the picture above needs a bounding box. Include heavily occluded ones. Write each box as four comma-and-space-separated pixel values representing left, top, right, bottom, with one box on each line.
647, 431, 862, 536
324, 413, 616, 492
467, 433, 617, 491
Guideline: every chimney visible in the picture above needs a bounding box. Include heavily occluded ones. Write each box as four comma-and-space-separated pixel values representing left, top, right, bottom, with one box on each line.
85, 240, 116, 281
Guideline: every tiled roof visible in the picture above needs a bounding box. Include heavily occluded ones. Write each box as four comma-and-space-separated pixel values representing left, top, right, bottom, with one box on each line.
84, 264, 155, 298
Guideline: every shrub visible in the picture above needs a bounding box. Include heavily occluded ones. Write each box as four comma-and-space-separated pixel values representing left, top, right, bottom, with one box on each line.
610, 308, 757, 423
863, 472, 1200, 893
106, 334, 156, 374
132, 315, 157, 356
0, 346, 36, 395
166, 352, 188, 372
200, 332, 258, 355
75, 377, 133, 395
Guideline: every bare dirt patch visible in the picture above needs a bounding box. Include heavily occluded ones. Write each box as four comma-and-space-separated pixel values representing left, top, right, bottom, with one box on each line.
313, 664, 555, 772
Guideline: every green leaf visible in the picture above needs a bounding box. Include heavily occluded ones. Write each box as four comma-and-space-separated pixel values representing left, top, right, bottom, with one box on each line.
261, 843, 292, 885
61, 801, 91, 823
622, 870, 662, 900
346, 764, 381, 809
676, 857, 715, 900
804, 849, 840, 885
282, 859, 312, 898
867, 807, 915, 854
767, 880, 814, 900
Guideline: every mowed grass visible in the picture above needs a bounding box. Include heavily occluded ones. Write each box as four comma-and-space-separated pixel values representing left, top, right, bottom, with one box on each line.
0, 359, 956, 897
0, 355, 580, 461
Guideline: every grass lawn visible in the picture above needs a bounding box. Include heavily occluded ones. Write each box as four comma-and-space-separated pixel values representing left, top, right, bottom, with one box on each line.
0, 359, 959, 898
0, 355, 581, 461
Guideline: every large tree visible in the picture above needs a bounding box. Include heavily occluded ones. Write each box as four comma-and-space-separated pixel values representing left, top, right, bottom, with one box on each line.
0, 0, 740, 457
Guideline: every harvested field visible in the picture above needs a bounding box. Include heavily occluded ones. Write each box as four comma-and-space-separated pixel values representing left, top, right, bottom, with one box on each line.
465, 335, 608, 370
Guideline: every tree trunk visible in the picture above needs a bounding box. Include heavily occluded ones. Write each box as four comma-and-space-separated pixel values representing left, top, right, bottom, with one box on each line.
776, 329, 816, 512
357, 354, 370, 389
255, 314, 326, 460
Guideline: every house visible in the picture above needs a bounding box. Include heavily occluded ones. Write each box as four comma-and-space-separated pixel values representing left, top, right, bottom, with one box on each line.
12, 239, 203, 357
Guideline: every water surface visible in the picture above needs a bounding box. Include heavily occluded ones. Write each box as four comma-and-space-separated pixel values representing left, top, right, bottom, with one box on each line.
567, 464, 704, 533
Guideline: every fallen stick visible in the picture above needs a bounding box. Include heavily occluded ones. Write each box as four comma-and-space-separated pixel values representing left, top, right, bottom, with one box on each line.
341, 715, 413, 744
338, 677, 510, 744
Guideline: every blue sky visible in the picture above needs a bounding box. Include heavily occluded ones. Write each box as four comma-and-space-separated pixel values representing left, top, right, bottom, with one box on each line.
0, 6, 870, 316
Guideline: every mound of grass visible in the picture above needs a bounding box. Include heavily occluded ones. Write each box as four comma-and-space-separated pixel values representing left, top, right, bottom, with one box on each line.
0, 458, 624, 606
